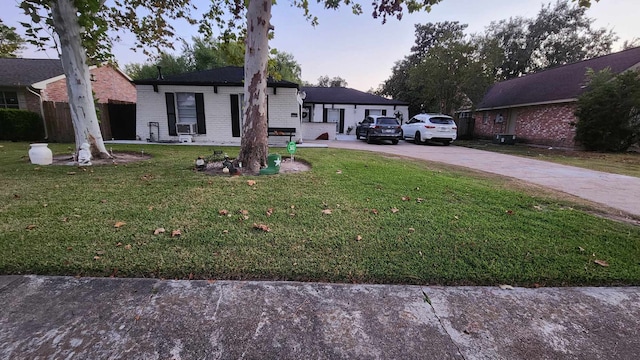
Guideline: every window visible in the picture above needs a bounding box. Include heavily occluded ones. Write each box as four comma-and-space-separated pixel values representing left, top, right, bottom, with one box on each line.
0, 92, 19, 109
176, 93, 197, 124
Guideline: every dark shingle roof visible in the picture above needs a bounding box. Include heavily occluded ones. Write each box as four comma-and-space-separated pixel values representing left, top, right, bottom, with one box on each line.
134, 66, 298, 88
477, 47, 640, 110
0, 58, 64, 86
301, 86, 407, 106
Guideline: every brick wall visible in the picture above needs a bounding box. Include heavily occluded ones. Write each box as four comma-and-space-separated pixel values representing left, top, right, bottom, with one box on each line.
42, 65, 136, 104
474, 103, 578, 148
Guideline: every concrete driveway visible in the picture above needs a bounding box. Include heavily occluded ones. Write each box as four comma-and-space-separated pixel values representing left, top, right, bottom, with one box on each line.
317, 137, 640, 218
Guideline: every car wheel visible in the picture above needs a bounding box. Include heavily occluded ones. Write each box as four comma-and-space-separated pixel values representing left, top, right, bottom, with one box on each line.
366, 133, 374, 144
414, 132, 422, 144
391, 139, 399, 145
442, 140, 451, 146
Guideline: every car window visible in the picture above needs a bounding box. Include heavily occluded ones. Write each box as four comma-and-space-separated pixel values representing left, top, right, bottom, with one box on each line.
376, 117, 399, 125
408, 118, 419, 124
429, 117, 454, 125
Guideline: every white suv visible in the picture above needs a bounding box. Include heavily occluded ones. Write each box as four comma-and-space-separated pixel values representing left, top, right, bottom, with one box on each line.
401, 114, 457, 146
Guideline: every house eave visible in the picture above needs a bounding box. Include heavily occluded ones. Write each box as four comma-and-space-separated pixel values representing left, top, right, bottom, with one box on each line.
476, 98, 577, 111
134, 80, 299, 89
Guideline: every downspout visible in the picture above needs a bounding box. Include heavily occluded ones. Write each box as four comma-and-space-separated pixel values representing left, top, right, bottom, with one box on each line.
27, 86, 48, 140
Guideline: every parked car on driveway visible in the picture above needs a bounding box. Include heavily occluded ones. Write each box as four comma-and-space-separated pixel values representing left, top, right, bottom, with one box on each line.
401, 113, 457, 145
355, 115, 402, 144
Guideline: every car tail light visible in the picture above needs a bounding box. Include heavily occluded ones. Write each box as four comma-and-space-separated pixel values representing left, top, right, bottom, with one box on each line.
424, 125, 436, 129
452, 127, 457, 130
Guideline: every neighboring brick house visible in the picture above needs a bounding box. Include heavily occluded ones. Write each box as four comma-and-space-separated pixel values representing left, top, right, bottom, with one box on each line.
0, 58, 135, 139
473, 47, 640, 148
134, 66, 300, 145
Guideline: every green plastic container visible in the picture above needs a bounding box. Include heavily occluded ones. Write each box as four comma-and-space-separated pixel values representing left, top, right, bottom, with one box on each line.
259, 154, 282, 175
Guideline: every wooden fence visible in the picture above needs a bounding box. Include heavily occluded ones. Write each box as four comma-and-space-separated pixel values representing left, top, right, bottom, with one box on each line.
43, 101, 113, 143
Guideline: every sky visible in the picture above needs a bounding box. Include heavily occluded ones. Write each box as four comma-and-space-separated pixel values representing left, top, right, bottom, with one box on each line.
4, 0, 639, 92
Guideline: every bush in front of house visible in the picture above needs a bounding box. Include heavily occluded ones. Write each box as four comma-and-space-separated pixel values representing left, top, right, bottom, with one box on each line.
575, 69, 640, 152
0, 109, 45, 142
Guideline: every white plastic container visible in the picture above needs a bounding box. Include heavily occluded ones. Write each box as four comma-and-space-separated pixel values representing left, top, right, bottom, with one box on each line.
28, 143, 53, 165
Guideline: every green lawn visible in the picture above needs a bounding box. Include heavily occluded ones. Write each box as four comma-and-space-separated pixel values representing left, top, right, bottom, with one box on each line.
454, 140, 640, 178
1, 141, 639, 286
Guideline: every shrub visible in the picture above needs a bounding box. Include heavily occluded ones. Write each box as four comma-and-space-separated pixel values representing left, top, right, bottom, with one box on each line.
0, 108, 45, 142
575, 69, 640, 152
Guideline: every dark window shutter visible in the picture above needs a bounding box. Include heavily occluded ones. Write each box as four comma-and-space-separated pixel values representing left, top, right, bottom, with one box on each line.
323, 108, 328, 123
195, 93, 206, 134
230, 94, 240, 137
382, 109, 387, 116
365, 109, 370, 118
165, 93, 177, 136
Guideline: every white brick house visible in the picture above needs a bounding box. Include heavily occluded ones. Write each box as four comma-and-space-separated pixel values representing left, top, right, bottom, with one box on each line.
134, 66, 300, 145
300, 87, 409, 140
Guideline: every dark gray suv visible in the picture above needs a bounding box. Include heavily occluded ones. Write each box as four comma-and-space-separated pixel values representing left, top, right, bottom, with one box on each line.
355, 116, 402, 144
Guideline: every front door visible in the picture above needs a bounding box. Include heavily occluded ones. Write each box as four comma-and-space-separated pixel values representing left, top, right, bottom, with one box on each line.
507, 110, 517, 134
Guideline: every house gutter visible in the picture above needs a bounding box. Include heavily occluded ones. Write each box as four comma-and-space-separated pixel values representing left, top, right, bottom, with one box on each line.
476, 98, 577, 112
27, 85, 48, 140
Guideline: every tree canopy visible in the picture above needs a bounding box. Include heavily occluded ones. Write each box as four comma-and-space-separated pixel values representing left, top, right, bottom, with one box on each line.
125, 36, 302, 84
379, 0, 615, 116
0, 19, 25, 57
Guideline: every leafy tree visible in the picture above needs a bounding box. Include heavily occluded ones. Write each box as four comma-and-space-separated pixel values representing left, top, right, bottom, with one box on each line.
0, 19, 25, 57
483, 0, 615, 80
575, 69, 640, 152
380, 22, 493, 115
316, 75, 349, 87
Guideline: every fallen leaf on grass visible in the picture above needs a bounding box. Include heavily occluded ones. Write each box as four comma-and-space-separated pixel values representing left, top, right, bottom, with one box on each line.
61, 217, 68, 222
355, 235, 362, 241
93, 256, 101, 260
454, 215, 459, 220
499, 284, 514, 290
153, 228, 165, 235
100, 199, 107, 203
25, 224, 37, 230
321, 209, 332, 215
416, 198, 424, 203
533, 205, 543, 211
578, 246, 585, 252
371, 209, 379, 215
218, 209, 229, 216
247, 180, 256, 186
391, 208, 399, 213
171, 229, 182, 237
506, 210, 514, 215
266, 208, 274, 217
114, 221, 126, 228
336, 170, 342, 174
148, 206, 154, 211
116, 242, 122, 247
408, 228, 415, 233
222, 230, 229, 234
253, 223, 271, 232
594, 259, 609, 267
67, 172, 76, 175
124, 244, 132, 250
402, 196, 410, 201
239, 209, 249, 215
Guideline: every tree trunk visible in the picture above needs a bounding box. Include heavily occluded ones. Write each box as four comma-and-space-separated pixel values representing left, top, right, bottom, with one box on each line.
51, 0, 110, 158
238, 0, 272, 174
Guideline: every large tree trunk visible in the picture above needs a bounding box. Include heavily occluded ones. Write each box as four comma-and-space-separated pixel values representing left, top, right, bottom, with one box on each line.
238, 0, 272, 174
51, 0, 110, 158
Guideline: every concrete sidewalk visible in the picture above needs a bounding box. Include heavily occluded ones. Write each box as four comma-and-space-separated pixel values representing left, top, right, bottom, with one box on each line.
321, 138, 640, 218
1, 276, 639, 359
